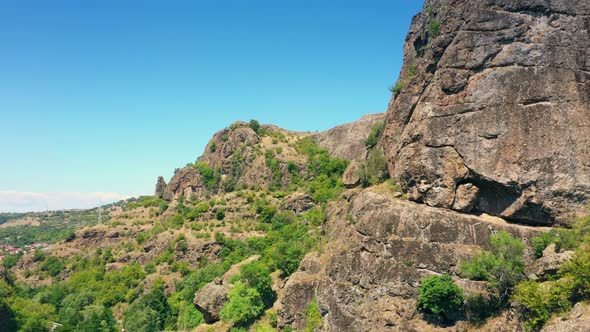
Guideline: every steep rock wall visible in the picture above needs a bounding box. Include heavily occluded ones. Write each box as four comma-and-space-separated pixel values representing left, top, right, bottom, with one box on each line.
278, 188, 545, 331
383, 0, 590, 225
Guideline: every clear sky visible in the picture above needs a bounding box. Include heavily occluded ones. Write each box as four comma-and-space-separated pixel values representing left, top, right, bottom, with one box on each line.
0, 0, 424, 212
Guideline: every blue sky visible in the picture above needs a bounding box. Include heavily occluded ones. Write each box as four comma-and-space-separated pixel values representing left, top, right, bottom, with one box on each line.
0, 0, 423, 212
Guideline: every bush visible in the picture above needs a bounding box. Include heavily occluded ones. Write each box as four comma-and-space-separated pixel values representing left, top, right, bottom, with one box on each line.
249, 120, 261, 134
216, 210, 226, 221
513, 281, 551, 331
417, 274, 464, 322
459, 231, 525, 304
359, 149, 389, 187
240, 261, 276, 307
531, 231, 558, 258
428, 19, 441, 37
258, 205, 277, 224
391, 80, 404, 96
365, 122, 385, 149
304, 298, 322, 332
220, 282, 264, 326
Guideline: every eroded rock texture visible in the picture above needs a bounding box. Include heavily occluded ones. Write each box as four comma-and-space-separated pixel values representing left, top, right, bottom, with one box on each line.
383, 0, 590, 225
278, 188, 544, 331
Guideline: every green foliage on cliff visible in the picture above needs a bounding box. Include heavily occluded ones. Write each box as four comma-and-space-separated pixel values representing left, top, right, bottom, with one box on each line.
365, 122, 385, 149
220, 282, 265, 326
359, 149, 389, 187
417, 274, 464, 322
459, 231, 525, 303
304, 298, 323, 332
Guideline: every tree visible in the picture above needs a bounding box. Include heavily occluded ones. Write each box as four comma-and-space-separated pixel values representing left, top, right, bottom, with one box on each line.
459, 231, 525, 304
249, 120, 261, 134
124, 301, 159, 332
417, 274, 464, 322
220, 282, 264, 326
240, 261, 276, 307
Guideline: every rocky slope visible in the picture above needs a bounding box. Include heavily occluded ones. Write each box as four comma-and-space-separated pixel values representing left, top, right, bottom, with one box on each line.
156, 114, 385, 202
382, 0, 590, 226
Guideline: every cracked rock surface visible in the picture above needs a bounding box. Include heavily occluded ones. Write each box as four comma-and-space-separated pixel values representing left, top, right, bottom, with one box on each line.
278, 188, 544, 331
383, 0, 590, 226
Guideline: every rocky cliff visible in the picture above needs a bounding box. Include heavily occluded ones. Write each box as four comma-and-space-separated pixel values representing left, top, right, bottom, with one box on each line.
382, 0, 590, 226
156, 114, 385, 201
278, 186, 546, 331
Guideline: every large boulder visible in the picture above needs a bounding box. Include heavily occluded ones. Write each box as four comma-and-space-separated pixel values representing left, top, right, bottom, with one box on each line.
382, 0, 590, 226
193, 278, 230, 324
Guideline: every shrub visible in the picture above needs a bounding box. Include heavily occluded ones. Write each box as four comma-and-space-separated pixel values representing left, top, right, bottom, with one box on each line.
220, 282, 264, 326
513, 281, 551, 331
359, 149, 389, 187
390, 80, 404, 96
417, 274, 464, 322
216, 210, 226, 221
365, 122, 385, 149
304, 298, 322, 332
531, 231, 558, 258
240, 261, 276, 307
459, 231, 525, 304
428, 19, 441, 37
258, 205, 277, 224
249, 120, 261, 134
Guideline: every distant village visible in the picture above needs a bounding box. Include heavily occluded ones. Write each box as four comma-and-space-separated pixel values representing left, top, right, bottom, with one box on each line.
0, 242, 48, 261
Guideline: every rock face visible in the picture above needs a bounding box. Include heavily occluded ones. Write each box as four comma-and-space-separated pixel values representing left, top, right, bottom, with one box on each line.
154, 176, 167, 199
313, 113, 386, 161
278, 188, 544, 331
162, 167, 206, 201
342, 160, 362, 188
382, 0, 590, 226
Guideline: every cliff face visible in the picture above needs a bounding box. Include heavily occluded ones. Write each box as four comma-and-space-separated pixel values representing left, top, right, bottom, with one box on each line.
383, 0, 590, 226
278, 187, 545, 331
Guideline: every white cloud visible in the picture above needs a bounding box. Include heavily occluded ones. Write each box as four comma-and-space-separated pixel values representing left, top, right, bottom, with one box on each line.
0, 191, 139, 213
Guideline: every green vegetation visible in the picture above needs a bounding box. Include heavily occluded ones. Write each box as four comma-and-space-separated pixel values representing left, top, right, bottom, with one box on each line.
365, 122, 385, 150
390, 80, 404, 97
510, 215, 590, 330
304, 298, 322, 332
192, 161, 222, 192
127, 196, 168, 213
249, 119, 261, 134
220, 282, 264, 326
428, 20, 441, 37
417, 274, 464, 322
359, 149, 389, 187
295, 137, 349, 203
459, 231, 525, 305
0, 208, 109, 246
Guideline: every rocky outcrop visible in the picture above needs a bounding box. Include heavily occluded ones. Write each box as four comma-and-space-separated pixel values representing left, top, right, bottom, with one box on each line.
542, 302, 590, 332
382, 0, 590, 226
342, 161, 362, 188
525, 244, 574, 281
155, 176, 167, 199
281, 193, 315, 215
278, 188, 545, 331
162, 167, 206, 201
193, 255, 261, 323
313, 113, 386, 161
157, 114, 387, 202
194, 278, 230, 324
